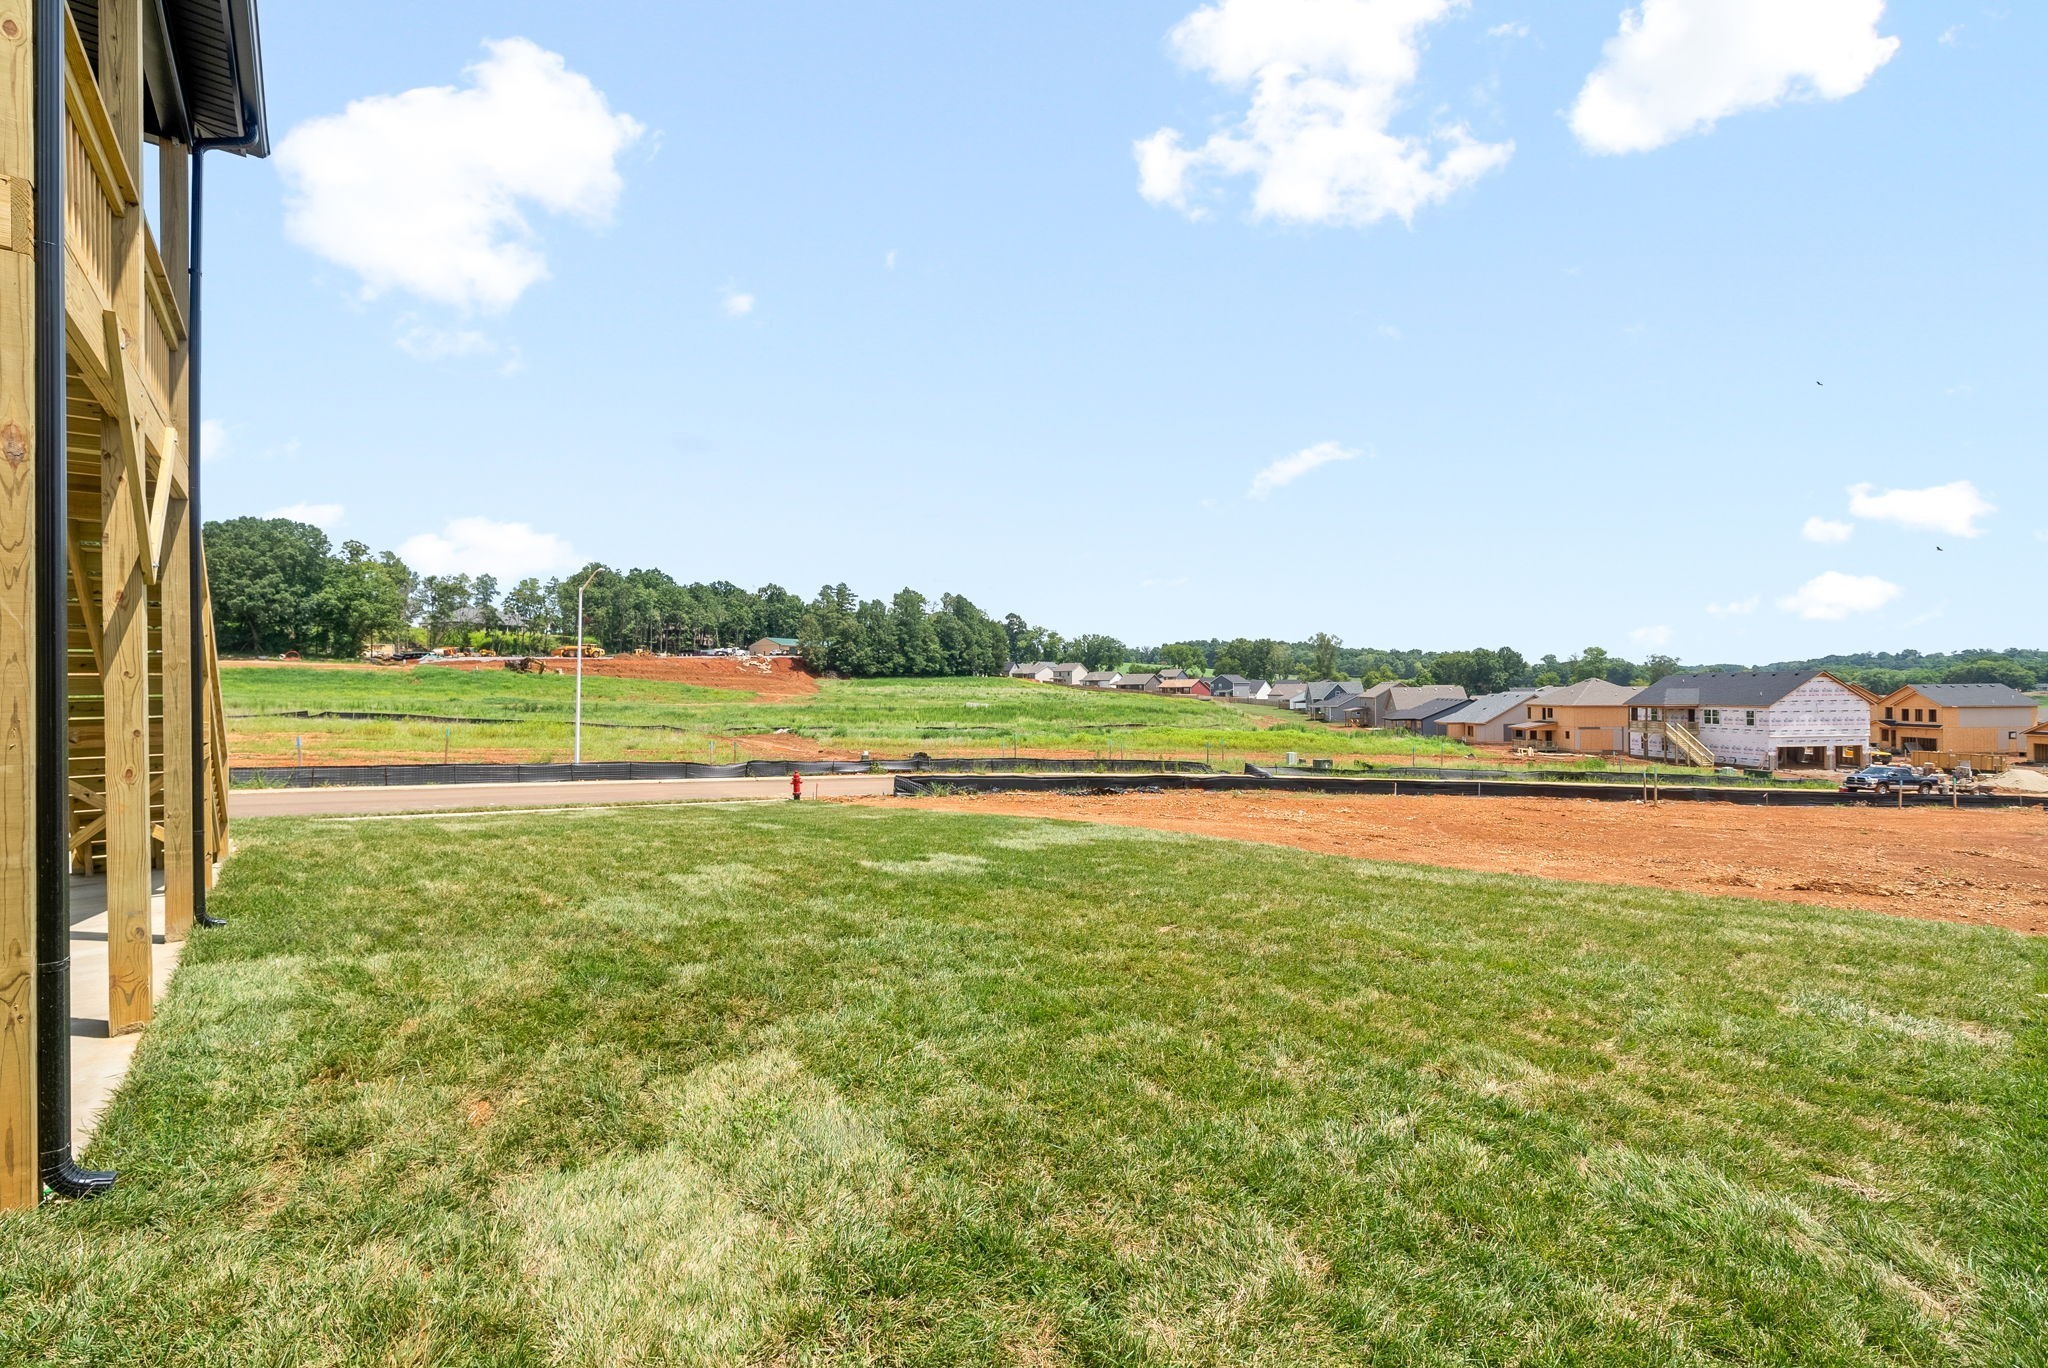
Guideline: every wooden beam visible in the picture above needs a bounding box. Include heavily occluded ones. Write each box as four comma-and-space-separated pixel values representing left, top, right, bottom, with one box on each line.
157, 143, 189, 316
61, 8, 132, 213
0, 0, 39, 1214
145, 425, 173, 574
101, 406, 151, 1033
160, 493, 192, 939
68, 812, 105, 860
143, 230, 182, 344
66, 531, 102, 672
99, 308, 150, 587
200, 559, 230, 866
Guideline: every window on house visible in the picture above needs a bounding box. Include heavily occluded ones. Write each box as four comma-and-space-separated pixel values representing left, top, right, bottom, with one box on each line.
1884, 707, 1894, 719
1928, 710, 1938, 723
1745, 710, 1756, 726
1703, 709, 1721, 725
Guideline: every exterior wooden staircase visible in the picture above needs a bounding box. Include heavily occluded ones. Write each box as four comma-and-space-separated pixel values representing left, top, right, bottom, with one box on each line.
1662, 720, 1717, 768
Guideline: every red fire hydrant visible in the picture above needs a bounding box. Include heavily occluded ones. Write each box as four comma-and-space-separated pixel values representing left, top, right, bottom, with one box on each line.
791, 771, 804, 801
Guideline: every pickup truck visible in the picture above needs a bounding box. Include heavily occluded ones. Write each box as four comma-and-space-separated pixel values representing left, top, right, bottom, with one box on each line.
1840, 764, 1944, 796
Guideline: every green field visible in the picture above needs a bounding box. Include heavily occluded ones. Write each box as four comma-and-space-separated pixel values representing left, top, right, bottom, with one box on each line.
221, 666, 1484, 767
6, 805, 2040, 1364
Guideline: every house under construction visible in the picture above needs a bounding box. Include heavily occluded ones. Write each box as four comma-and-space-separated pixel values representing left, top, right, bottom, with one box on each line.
1, 0, 267, 1208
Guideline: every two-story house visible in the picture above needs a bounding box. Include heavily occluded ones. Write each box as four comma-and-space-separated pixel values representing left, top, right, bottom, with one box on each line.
1873, 683, 2040, 756
1627, 671, 1870, 770
1509, 679, 1637, 753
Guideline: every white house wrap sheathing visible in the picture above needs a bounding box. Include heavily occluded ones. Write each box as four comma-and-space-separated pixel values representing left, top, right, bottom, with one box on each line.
1631, 676, 1871, 767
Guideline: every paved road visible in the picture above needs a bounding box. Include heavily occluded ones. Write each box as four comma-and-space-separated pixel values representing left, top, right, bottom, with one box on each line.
231, 773, 896, 818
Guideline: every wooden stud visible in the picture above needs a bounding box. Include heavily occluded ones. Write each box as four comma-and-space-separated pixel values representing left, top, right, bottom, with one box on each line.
100, 411, 150, 1033
65, 530, 99, 671
158, 138, 193, 936
99, 0, 150, 1033
0, 0, 38, 1213
159, 491, 191, 939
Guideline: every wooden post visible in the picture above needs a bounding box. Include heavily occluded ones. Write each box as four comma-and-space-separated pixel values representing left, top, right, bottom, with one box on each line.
157, 141, 191, 940
99, 0, 149, 1032
158, 487, 190, 938
0, 0, 41, 1211
101, 414, 150, 1031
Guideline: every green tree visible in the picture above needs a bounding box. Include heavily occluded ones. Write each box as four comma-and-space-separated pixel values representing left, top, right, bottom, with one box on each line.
1072, 634, 1126, 672
421, 574, 474, 646
318, 540, 409, 656
502, 578, 547, 647
1943, 657, 2036, 689
204, 516, 332, 654
1639, 654, 1680, 685
1159, 642, 1210, 675
1310, 632, 1340, 681
1568, 647, 1637, 685
472, 575, 501, 634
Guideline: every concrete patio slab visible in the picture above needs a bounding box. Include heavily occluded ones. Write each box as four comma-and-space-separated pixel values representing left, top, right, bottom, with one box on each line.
68, 873, 182, 1153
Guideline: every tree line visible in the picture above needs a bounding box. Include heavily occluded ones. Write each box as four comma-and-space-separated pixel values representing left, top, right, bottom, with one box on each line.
201, 517, 1061, 677
203, 516, 2044, 692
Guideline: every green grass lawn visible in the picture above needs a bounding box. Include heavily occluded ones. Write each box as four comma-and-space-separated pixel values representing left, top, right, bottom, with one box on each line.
6, 804, 2040, 1365
222, 667, 1480, 767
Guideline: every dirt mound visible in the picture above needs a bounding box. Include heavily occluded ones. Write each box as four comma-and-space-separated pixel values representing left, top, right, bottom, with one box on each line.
865, 790, 2048, 935
450, 655, 820, 699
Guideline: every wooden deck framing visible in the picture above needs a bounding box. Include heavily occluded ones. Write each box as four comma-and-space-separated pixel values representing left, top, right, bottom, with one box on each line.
0, 0, 233, 1208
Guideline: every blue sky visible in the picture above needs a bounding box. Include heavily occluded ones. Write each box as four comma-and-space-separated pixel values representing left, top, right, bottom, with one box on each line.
195, 1, 2042, 661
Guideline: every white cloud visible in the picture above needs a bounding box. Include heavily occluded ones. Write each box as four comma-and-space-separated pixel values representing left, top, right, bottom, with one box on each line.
1378, 323, 1402, 340
1570, 0, 1899, 155
1486, 22, 1529, 39
1801, 515, 1854, 544
721, 289, 756, 318
200, 418, 228, 463
1846, 480, 1994, 538
395, 321, 497, 360
1136, 0, 1513, 226
1706, 595, 1759, 617
884, 250, 898, 270
1629, 624, 1672, 648
277, 38, 644, 313
1938, 25, 1961, 47
265, 502, 345, 530
398, 517, 580, 580
1248, 440, 1361, 499
1778, 571, 1901, 621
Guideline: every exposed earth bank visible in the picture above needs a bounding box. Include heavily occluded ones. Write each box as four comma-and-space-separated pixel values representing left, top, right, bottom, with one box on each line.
860, 789, 2048, 935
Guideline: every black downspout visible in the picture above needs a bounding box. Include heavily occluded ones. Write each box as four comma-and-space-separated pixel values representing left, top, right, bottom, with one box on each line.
187, 121, 259, 931
186, 147, 221, 928
34, 0, 115, 1200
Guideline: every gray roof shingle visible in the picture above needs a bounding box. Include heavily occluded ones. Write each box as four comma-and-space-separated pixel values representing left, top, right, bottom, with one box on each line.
1632, 670, 1835, 708
1907, 683, 2039, 708
1435, 690, 1539, 725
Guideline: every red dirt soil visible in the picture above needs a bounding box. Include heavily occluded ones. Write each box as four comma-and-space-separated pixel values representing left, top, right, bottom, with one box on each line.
439, 655, 821, 699
865, 790, 2048, 935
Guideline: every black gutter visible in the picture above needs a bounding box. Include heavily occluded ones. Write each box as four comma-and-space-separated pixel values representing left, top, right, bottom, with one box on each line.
35, 0, 115, 1201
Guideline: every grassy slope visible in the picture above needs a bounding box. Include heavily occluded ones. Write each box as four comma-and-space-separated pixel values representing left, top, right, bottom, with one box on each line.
222, 667, 1477, 765
4, 805, 2040, 1365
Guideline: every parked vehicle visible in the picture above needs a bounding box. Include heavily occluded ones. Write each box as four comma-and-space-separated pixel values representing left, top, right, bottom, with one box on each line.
1840, 764, 1943, 796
